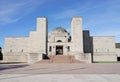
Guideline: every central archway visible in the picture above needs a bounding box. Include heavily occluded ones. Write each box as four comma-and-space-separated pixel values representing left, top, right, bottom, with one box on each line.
56, 46, 63, 55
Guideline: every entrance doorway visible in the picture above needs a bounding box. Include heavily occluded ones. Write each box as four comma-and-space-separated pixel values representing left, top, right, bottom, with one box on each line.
56, 46, 63, 55
0, 47, 3, 60
117, 57, 120, 61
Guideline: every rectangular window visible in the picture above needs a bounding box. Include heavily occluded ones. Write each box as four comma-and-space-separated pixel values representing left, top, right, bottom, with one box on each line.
67, 46, 70, 52
49, 46, 52, 52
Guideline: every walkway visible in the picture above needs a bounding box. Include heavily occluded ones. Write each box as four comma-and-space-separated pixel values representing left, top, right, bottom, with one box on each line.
0, 63, 120, 74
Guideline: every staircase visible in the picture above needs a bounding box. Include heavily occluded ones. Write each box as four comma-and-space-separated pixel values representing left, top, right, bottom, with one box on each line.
37, 55, 83, 63
51, 55, 71, 63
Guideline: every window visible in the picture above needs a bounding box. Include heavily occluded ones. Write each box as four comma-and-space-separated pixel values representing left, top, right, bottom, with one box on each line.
67, 46, 70, 52
21, 49, 23, 52
49, 46, 52, 52
10, 49, 12, 52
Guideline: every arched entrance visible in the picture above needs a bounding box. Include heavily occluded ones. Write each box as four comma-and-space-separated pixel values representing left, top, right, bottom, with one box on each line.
56, 46, 63, 55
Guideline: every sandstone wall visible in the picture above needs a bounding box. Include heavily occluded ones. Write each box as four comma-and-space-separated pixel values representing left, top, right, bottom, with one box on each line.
92, 36, 117, 61
92, 36, 116, 53
4, 37, 29, 52
75, 53, 92, 63
116, 48, 120, 57
93, 55, 117, 62
3, 52, 28, 63
3, 17, 47, 63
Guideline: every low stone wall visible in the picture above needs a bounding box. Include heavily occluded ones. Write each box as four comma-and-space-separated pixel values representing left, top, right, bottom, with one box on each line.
75, 53, 92, 63
2, 52, 28, 63
93, 55, 117, 62
27, 53, 43, 64
1, 52, 43, 64
93, 52, 117, 62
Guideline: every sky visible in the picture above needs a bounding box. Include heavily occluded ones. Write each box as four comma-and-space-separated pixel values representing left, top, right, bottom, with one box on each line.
0, 0, 120, 47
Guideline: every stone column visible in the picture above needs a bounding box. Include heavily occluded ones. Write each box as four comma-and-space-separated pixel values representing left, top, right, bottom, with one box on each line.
29, 17, 48, 54
36, 17, 48, 54
71, 17, 83, 53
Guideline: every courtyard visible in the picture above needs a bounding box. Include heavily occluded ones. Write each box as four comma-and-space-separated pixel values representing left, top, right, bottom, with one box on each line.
0, 63, 120, 82
0, 63, 120, 74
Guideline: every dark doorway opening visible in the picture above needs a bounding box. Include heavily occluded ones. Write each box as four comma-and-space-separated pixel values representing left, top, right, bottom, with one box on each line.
56, 46, 63, 55
117, 57, 120, 61
0, 47, 3, 60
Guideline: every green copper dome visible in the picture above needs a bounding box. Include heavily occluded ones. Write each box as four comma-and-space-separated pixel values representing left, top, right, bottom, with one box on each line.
53, 27, 67, 33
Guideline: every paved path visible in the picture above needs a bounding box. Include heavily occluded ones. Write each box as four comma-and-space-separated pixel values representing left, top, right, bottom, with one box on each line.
0, 74, 120, 82
0, 63, 120, 82
0, 63, 120, 74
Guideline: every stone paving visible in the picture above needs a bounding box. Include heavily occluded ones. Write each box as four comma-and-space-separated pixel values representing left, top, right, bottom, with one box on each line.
0, 74, 120, 82
0, 63, 120, 82
0, 63, 120, 74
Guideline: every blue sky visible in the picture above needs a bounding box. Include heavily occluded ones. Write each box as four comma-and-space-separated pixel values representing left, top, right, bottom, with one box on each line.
0, 0, 120, 47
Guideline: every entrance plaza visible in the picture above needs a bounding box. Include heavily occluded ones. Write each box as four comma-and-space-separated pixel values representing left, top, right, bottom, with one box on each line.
0, 63, 120, 82
0, 63, 120, 74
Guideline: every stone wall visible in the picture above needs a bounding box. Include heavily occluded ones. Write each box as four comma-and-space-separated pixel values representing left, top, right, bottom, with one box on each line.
4, 37, 29, 52
92, 36, 116, 53
116, 48, 120, 57
2, 52, 43, 63
3, 52, 28, 63
75, 53, 92, 63
92, 36, 117, 61
93, 55, 117, 62
27, 53, 43, 63
3, 17, 47, 63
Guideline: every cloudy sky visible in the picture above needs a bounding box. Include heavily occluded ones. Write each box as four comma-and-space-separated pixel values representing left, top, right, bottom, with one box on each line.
0, 0, 120, 47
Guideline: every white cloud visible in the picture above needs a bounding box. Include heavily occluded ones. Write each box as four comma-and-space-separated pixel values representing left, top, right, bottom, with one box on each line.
49, 2, 92, 20
50, 0, 120, 21
0, 0, 46, 25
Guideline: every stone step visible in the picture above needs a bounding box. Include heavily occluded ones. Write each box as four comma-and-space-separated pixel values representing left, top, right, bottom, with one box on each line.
36, 55, 83, 63
52, 55, 71, 63
36, 60, 50, 63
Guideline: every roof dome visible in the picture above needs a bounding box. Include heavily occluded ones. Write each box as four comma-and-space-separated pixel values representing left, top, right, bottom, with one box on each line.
53, 27, 68, 33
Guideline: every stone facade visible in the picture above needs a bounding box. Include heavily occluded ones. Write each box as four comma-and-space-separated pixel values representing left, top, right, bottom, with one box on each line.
1, 16, 119, 63
92, 37, 117, 62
